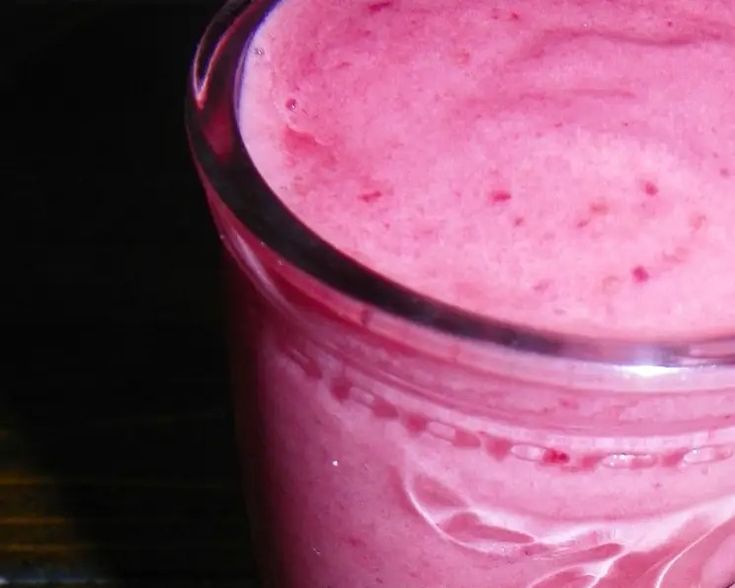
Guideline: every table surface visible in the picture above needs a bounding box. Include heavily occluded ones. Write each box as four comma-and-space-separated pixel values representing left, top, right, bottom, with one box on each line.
9, 2, 257, 585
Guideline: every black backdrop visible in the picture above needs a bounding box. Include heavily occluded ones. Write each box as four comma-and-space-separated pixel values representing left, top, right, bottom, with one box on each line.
9, 2, 256, 585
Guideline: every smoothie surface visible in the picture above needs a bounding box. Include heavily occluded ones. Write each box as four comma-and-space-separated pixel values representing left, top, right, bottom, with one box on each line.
239, 0, 735, 338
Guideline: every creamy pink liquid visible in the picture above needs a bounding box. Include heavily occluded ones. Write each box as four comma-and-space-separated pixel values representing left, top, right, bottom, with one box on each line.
241, 0, 735, 339
226, 0, 735, 586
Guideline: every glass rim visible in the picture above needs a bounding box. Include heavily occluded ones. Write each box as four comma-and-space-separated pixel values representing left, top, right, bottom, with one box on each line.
186, 0, 735, 372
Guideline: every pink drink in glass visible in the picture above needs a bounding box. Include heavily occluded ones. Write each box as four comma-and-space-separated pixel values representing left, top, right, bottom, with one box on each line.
188, 0, 735, 586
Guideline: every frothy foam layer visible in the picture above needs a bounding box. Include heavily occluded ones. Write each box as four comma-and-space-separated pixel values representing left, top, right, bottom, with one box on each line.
239, 0, 735, 338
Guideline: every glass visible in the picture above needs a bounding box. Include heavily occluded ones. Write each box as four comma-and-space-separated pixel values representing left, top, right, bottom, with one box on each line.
186, 1, 735, 586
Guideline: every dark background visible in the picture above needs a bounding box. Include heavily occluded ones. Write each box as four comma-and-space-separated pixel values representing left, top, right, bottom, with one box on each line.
9, 2, 256, 585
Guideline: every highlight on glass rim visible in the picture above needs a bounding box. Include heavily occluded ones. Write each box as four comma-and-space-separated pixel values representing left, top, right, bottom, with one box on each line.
187, 0, 735, 586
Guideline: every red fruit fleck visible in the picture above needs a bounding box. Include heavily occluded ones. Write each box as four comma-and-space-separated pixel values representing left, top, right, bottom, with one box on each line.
642, 181, 659, 196
490, 190, 512, 204
404, 413, 427, 434
346, 536, 366, 548
510, 11, 521, 20
330, 378, 351, 402
578, 454, 604, 470
661, 450, 687, 467
485, 436, 512, 460
513, 216, 525, 227
631, 265, 650, 283
720, 167, 731, 178
359, 190, 383, 203
372, 398, 399, 420
367, 1, 392, 13
543, 449, 570, 464
285, 98, 297, 110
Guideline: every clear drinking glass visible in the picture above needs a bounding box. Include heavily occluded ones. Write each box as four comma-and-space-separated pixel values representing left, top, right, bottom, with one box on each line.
186, 1, 735, 586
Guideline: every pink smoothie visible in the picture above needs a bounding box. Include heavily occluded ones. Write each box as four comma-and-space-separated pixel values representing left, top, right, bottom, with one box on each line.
220, 0, 735, 586
240, 0, 735, 339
